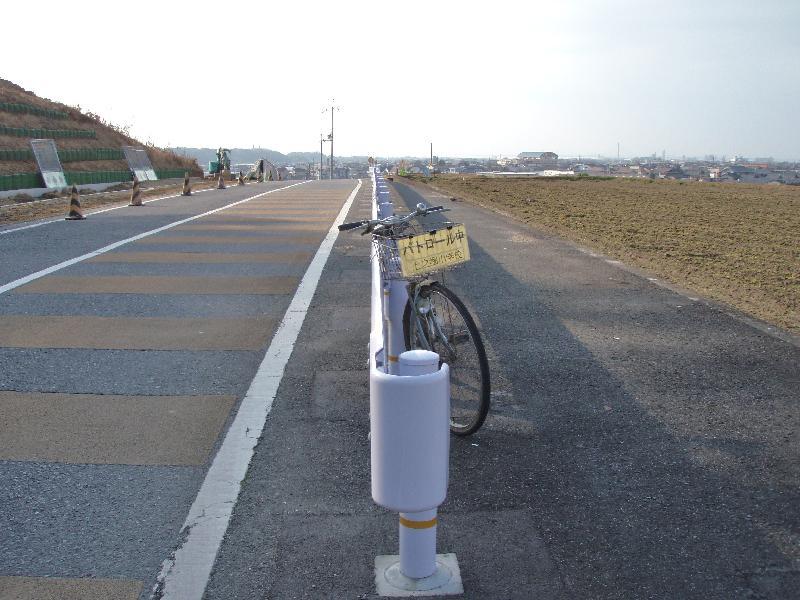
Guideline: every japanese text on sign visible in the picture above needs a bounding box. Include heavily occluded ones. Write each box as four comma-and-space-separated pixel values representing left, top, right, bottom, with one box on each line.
398, 224, 470, 277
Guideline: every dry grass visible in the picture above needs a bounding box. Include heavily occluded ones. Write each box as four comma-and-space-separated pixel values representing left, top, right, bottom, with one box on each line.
0, 78, 200, 176
405, 174, 800, 334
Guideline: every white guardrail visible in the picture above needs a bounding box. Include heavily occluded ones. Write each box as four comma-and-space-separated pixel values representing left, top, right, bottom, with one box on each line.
368, 169, 463, 596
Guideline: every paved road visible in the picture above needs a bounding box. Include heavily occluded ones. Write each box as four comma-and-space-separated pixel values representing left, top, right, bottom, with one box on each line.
206, 178, 799, 599
0, 179, 360, 599
1, 175, 798, 599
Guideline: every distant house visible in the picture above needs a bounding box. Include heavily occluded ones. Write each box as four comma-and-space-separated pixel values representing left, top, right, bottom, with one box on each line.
663, 165, 689, 179
518, 151, 558, 161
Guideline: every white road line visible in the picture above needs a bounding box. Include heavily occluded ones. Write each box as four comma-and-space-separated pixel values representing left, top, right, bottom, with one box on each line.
153, 179, 363, 600
0, 181, 308, 296
0, 182, 232, 236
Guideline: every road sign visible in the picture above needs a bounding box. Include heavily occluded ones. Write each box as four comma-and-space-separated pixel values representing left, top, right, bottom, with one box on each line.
122, 146, 157, 181
30, 139, 67, 188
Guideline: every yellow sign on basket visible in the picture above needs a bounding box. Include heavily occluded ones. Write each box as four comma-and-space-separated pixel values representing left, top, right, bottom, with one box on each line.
398, 224, 471, 277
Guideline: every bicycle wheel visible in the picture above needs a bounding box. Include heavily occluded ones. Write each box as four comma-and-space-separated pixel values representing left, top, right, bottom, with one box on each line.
403, 282, 490, 436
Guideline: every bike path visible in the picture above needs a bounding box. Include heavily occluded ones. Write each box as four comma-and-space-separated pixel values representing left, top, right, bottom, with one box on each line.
0, 180, 359, 600
206, 178, 798, 600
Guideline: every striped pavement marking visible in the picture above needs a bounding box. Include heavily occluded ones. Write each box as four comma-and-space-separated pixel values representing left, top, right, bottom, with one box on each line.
0, 181, 309, 296
206, 214, 337, 222
134, 234, 324, 245
0, 315, 276, 350
0, 392, 236, 465
87, 251, 313, 264
14, 275, 299, 295
0, 576, 142, 600
173, 223, 328, 232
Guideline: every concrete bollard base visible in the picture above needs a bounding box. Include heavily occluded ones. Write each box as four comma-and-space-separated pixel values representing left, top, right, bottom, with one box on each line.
375, 553, 462, 597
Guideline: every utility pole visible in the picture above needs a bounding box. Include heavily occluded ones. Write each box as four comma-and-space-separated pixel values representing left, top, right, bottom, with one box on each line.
319, 135, 324, 180
430, 142, 434, 177
323, 100, 341, 180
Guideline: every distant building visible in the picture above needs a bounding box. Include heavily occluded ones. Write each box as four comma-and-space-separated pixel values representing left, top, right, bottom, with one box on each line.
664, 165, 689, 179
518, 151, 558, 161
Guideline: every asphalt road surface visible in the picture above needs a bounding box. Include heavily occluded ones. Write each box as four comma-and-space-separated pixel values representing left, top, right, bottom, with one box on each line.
0, 179, 360, 600
1, 176, 798, 600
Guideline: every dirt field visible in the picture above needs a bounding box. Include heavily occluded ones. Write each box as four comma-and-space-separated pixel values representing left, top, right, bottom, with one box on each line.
404, 174, 799, 334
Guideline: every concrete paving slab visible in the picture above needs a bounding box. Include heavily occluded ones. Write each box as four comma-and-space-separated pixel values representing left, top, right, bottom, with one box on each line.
0, 392, 235, 465
87, 251, 312, 264
0, 315, 276, 350
14, 275, 298, 295
0, 576, 142, 600
374, 553, 463, 597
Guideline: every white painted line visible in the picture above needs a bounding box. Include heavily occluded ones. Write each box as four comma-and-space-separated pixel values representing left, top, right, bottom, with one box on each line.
0, 182, 308, 296
153, 179, 363, 600
0, 182, 232, 237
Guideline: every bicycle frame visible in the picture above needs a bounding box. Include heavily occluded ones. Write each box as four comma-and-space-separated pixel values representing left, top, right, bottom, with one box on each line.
407, 280, 458, 358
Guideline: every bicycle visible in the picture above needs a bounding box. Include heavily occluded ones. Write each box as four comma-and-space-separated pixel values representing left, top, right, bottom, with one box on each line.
339, 202, 491, 436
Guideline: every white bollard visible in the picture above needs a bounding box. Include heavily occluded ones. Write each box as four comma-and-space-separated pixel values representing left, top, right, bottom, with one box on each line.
398, 350, 440, 579
384, 279, 409, 375
399, 508, 438, 579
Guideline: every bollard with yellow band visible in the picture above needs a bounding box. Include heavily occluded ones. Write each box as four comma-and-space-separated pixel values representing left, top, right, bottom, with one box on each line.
371, 351, 462, 595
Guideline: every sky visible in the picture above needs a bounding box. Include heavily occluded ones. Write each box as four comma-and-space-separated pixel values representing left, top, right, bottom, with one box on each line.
1, 0, 798, 160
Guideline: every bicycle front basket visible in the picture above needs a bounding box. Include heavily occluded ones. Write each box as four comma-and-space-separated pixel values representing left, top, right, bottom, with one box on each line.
373, 235, 404, 280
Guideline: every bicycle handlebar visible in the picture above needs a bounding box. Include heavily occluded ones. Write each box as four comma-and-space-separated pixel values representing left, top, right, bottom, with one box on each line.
338, 219, 369, 231
338, 205, 447, 233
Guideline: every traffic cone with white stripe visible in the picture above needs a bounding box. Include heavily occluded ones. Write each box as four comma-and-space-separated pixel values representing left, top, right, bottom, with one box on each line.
238, 170, 245, 186
217, 171, 226, 189
129, 176, 142, 206
65, 185, 85, 220
182, 172, 192, 196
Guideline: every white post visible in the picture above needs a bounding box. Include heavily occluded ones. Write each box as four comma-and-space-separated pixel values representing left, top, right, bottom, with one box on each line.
384, 279, 408, 375
397, 350, 441, 579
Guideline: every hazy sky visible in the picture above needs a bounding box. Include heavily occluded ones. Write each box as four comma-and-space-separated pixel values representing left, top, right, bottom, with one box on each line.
2, 0, 797, 159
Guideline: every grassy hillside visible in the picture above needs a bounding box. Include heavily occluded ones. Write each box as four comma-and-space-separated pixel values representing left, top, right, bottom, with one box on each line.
404, 174, 800, 334
0, 79, 200, 182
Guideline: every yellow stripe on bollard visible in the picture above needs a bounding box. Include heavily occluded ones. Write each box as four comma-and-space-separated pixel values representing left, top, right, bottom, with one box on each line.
399, 516, 438, 530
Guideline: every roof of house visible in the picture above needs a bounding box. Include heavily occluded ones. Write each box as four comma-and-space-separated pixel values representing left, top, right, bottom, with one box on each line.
518, 151, 558, 159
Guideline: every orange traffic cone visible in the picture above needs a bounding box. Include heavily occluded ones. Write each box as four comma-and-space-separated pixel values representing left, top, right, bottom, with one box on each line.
65, 185, 85, 220
129, 176, 142, 206
182, 172, 192, 196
